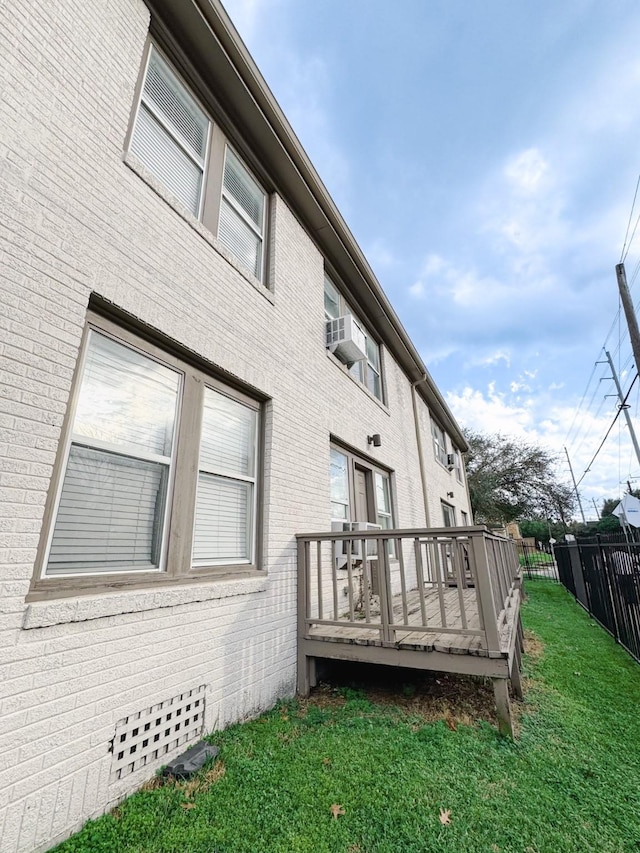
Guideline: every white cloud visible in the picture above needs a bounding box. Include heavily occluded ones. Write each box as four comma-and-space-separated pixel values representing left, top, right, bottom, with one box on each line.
447, 384, 535, 438
480, 351, 511, 368
446, 381, 639, 520
504, 147, 550, 194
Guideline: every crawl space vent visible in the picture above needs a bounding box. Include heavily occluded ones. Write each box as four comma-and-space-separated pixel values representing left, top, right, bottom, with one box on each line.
110, 685, 206, 783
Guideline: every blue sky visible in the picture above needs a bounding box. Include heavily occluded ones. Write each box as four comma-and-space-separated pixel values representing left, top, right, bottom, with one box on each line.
224, 0, 640, 520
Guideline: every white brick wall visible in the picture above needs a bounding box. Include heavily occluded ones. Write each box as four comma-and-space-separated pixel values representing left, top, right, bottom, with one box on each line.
0, 1, 472, 850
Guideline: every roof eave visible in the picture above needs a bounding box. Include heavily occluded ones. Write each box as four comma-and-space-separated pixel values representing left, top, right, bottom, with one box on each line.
145, 0, 468, 451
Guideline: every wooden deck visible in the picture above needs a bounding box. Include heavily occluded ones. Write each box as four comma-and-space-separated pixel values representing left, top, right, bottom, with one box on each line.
309, 589, 487, 655
297, 527, 524, 736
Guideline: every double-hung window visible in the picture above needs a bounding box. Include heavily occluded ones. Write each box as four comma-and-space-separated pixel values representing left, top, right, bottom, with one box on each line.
45, 330, 181, 576
324, 274, 383, 401
193, 388, 258, 565
32, 314, 261, 595
219, 148, 265, 280
431, 420, 448, 466
128, 45, 268, 283
454, 449, 463, 483
130, 47, 210, 217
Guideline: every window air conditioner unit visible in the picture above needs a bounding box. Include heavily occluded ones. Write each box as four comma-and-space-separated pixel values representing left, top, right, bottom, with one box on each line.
326, 315, 367, 364
352, 521, 382, 533
446, 453, 456, 471
331, 521, 381, 567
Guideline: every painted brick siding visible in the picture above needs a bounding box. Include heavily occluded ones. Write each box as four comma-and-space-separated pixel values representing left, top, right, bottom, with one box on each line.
0, 1, 471, 850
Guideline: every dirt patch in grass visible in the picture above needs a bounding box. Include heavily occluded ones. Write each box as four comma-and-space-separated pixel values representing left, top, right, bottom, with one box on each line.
179, 760, 226, 798
523, 629, 545, 660
302, 665, 499, 728
140, 775, 166, 792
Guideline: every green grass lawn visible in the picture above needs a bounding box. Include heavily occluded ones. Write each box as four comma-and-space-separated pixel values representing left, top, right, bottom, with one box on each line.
52, 584, 640, 853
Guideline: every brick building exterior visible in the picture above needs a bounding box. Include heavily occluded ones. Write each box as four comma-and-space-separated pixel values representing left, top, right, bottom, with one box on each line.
0, 1, 471, 849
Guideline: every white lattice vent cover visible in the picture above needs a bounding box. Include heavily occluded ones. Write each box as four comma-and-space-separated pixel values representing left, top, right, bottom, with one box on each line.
109, 685, 206, 783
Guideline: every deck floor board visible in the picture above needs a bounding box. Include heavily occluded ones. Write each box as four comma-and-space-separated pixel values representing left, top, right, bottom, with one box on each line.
307, 587, 506, 658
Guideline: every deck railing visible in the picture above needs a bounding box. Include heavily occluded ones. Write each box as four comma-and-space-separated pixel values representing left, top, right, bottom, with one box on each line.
297, 526, 521, 655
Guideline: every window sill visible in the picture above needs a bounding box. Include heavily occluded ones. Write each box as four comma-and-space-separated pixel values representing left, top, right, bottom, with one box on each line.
22, 575, 267, 629
123, 151, 275, 306
326, 351, 390, 414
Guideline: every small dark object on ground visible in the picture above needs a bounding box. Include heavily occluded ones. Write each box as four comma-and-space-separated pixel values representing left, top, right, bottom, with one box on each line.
162, 743, 220, 779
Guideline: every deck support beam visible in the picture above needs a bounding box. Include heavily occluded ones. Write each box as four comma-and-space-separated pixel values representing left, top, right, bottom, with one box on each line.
297, 654, 317, 696
510, 648, 523, 701
492, 678, 513, 738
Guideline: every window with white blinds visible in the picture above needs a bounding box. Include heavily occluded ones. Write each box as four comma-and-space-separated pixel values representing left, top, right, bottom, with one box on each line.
127, 45, 270, 285
219, 147, 266, 280
36, 317, 262, 590
193, 388, 258, 565
46, 331, 181, 576
130, 47, 210, 216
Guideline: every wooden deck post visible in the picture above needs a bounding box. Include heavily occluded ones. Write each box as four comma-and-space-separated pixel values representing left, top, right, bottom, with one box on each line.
493, 679, 513, 738
470, 533, 501, 653
472, 532, 515, 737
297, 537, 311, 696
510, 652, 523, 701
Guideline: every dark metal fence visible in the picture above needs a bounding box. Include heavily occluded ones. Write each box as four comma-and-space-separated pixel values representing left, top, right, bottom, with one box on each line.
517, 541, 559, 581
555, 532, 640, 664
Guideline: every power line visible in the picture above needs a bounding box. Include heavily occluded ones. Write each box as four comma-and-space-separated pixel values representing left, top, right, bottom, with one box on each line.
621, 172, 640, 262
575, 372, 639, 488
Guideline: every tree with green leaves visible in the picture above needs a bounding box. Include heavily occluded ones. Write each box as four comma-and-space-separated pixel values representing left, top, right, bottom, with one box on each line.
519, 518, 568, 543
463, 429, 575, 526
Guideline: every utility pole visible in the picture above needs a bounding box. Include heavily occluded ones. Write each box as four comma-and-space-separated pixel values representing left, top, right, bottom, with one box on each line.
616, 262, 640, 378
564, 445, 586, 524
603, 349, 640, 469
592, 498, 600, 520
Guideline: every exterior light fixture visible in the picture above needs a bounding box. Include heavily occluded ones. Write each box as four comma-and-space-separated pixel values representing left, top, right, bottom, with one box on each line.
367, 434, 382, 447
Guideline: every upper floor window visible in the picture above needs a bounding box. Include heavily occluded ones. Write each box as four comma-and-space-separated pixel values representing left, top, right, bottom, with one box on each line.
219, 147, 266, 280
431, 419, 447, 466
128, 45, 267, 283
31, 314, 261, 596
454, 449, 463, 483
324, 274, 383, 401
